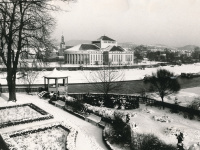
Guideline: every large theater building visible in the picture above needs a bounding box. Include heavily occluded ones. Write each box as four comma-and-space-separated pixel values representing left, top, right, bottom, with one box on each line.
63, 35, 134, 66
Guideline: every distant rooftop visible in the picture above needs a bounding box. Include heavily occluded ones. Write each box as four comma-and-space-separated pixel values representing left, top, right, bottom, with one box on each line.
97, 35, 115, 41
109, 46, 124, 52
103, 45, 125, 52
80, 44, 100, 50
66, 44, 100, 51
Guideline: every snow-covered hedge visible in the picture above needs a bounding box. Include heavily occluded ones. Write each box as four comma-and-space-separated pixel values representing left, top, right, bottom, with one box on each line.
84, 103, 136, 122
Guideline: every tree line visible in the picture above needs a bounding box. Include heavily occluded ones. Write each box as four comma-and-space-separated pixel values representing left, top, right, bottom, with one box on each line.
133, 45, 200, 64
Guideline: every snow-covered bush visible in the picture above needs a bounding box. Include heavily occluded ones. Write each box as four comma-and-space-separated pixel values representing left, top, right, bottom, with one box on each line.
131, 133, 177, 150
84, 103, 136, 121
188, 97, 200, 110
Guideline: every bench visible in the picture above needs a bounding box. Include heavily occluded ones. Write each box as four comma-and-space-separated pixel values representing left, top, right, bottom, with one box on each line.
98, 120, 106, 128
86, 114, 101, 126
54, 100, 65, 109
38, 91, 48, 98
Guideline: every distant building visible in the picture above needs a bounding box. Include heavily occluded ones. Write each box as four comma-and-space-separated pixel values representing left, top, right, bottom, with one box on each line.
92, 36, 117, 48
63, 35, 134, 65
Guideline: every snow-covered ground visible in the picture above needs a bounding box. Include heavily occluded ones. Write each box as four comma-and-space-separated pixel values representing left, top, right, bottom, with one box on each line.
148, 90, 200, 107
1, 93, 199, 149
129, 104, 200, 149
0, 93, 106, 150
1, 63, 200, 85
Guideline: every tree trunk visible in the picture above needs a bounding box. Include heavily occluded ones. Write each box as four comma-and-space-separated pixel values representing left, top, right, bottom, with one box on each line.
7, 74, 17, 101
161, 96, 164, 109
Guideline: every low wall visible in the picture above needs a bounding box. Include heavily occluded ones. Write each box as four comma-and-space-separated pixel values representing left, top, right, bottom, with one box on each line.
0, 63, 161, 72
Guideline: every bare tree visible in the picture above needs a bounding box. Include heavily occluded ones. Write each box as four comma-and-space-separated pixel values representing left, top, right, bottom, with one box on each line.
85, 66, 124, 105
19, 62, 39, 94
0, 0, 74, 101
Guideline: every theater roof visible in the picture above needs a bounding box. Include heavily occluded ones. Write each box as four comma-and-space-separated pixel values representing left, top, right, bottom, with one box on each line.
65, 44, 100, 51
103, 45, 125, 52
97, 35, 115, 41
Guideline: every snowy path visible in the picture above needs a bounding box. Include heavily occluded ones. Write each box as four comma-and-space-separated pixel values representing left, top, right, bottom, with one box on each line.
0, 93, 107, 150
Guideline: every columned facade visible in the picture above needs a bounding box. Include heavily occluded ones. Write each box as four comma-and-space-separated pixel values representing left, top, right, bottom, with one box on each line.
63, 35, 134, 66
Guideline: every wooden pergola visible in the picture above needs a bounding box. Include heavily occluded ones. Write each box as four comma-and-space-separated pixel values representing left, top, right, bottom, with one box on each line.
43, 68, 69, 95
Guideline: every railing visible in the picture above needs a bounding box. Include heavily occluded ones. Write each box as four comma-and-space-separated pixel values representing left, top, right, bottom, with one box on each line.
0, 84, 44, 93
0, 63, 161, 72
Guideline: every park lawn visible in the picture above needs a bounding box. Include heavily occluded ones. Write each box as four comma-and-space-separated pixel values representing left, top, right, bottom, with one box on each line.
68, 77, 200, 94
128, 104, 200, 149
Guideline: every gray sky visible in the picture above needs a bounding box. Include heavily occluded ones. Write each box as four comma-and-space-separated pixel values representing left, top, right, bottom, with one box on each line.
52, 0, 200, 47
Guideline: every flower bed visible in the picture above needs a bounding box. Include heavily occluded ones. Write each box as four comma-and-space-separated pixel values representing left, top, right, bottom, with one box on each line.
0, 103, 53, 128
1, 122, 78, 150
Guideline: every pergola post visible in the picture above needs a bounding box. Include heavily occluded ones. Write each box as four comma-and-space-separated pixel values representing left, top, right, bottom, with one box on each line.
64, 77, 68, 95
44, 77, 46, 89
47, 79, 49, 92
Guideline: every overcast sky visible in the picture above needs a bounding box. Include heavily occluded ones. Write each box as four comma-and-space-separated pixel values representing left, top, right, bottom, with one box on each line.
52, 0, 200, 47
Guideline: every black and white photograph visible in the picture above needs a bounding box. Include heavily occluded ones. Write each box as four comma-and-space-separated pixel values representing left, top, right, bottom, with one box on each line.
0, 0, 200, 149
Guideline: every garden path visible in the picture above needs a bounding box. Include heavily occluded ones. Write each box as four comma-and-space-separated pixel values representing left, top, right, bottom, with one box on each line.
0, 93, 107, 150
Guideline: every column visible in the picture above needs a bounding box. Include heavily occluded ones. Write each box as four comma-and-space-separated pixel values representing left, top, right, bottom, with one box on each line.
81, 54, 83, 64
72, 54, 74, 64
75, 54, 77, 64
88, 54, 90, 65
77, 54, 79, 64
67, 54, 69, 64
82, 54, 84, 64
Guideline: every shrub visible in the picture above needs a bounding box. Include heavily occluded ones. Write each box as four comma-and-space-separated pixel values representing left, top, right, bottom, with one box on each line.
185, 97, 200, 120
170, 104, 179, 113
65, 100, 85, 113
188, 97, 200, 110
111, 112, 131, 144
104, 97, 115, 108
131, 133, 176, 150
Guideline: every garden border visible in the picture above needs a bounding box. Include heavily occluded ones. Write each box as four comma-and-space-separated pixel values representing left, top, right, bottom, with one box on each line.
0, 103, 53, 129
1, 121, 78, 150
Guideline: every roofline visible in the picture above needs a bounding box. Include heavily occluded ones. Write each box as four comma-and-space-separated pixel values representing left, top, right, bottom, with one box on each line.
44, 76, 69, 79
